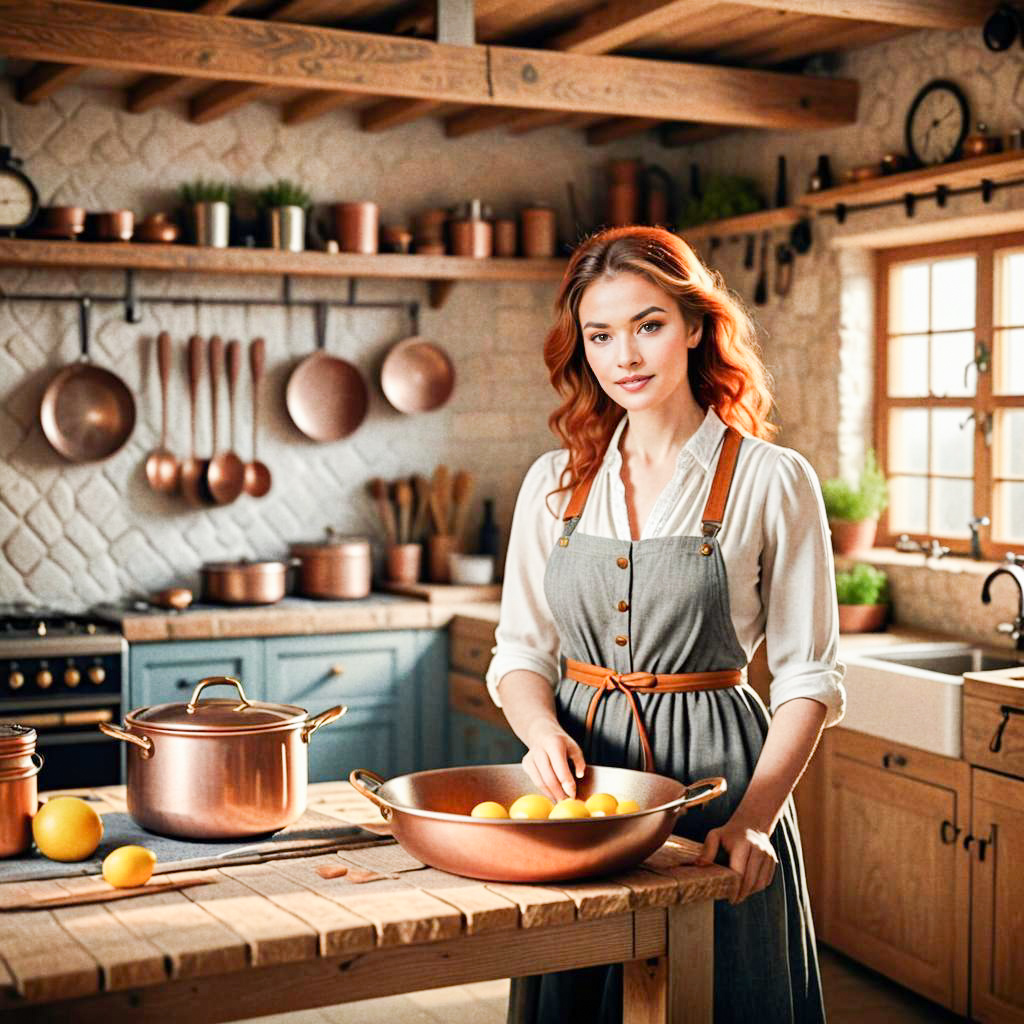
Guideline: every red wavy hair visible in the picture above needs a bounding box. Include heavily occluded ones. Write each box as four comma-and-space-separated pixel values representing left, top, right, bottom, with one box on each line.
545, 225, 776, 506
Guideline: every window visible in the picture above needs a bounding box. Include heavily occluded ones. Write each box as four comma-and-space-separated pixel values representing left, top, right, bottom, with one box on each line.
876, 232, 1024, 559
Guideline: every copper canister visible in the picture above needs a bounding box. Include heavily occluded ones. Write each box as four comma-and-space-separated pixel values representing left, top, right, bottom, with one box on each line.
520, 204, 556, 258
0, 724, 36, 772
0, 728, 42, 858
290, 531, 372, 599
415, 208, 448, 247
333, 202, 379, 254
449, 218, 493, 258
493, 218, 517, 257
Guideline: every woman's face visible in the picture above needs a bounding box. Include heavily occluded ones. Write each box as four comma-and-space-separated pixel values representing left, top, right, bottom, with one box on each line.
578, 272, 701, 412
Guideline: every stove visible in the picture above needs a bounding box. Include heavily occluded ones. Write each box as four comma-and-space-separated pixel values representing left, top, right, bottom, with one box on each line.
0, 603, 126, 789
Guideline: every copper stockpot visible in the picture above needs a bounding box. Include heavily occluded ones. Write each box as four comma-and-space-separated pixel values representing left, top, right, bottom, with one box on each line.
99, 677, 345, 839
350, 764, 727, 882
201, 559, 292, 605
290, 530, 371, 599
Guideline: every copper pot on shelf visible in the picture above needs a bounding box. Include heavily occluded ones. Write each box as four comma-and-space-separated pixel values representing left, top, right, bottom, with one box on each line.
333, 202, 379, 254
290, 530, 372, 599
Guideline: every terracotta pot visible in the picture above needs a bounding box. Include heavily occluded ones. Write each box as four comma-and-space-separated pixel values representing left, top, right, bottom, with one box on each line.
829, 518, 878, 556
838, 603, 889, 634
99, 676, 345, 839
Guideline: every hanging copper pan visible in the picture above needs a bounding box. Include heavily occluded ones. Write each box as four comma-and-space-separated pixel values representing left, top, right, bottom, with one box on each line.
40, 297, 136, 462
285, 302, 368, 442
380, 335, 455, 414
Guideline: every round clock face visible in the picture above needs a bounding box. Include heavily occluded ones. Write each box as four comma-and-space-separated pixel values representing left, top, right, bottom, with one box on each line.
906, 81, 969, 167
0, 171, 36, 228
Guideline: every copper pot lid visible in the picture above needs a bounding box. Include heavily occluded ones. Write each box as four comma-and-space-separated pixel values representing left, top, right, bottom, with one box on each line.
202, 559, 290, 575
0, 724, 36, 756
380, 336, 455, 414
126, 677, 307, 734
290, 529, 370, 557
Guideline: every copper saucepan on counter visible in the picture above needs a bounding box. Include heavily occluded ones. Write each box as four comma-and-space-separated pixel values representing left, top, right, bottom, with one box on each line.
290, 530, 372, 599
350, 764, 727, 882
100, 676, 345, 839
201, 559, 293, 605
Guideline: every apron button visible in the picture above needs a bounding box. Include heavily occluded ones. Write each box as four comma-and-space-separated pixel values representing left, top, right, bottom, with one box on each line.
617, 600, 629, 612
616, 557, 629, 569
614, 635, 628, 646
559, 537, 569, 547
700, 543, 712, 556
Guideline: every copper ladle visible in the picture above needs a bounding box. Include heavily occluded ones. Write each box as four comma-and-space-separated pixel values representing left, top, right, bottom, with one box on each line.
243, 337, 271, 498
206, 335, 245, 505
179, 334, 208, 507
144, 331, 180, 494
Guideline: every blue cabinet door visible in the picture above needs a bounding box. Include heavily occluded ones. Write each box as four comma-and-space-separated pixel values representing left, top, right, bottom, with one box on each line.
129, 639, 265, 709
265, 630, 445, 783
449, 710, 525, 767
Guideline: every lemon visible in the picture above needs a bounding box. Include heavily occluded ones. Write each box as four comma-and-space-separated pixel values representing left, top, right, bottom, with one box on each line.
102, 845, 157, 888
470, 801, 509, 819
584, 793, 619, 815
549, 798, 590, 819
616, 798, 641, 814
32, 796, 104, 862
509, 794, 555, 820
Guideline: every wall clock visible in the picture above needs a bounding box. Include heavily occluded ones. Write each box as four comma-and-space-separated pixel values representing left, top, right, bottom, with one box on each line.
905, 79, 970, 167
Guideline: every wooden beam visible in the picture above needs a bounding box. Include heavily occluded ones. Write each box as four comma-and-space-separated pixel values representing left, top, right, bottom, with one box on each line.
14, 61, 85, 104
190, 81, 274, 123
660, 123, 736, 147
728, 0, 988, 29
283, 89, 362, 124
549, 0, 710, 55
443, 106, 521, 137
585, 117, 660, 146
361, 97, 444, 131
0, 1, 859, 131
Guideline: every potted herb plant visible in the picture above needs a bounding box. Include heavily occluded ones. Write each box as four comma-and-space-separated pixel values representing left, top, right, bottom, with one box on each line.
835, 563, 890, 633
179, 179, 234, 248
256, 179, 312, 253
821, 449, 889, 556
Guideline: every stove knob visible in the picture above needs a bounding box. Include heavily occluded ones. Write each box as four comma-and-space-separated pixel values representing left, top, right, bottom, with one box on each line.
64, 667, 81, 687
88, 665, 106, 685
36, 669, 54, 689
8, 671, 24, 691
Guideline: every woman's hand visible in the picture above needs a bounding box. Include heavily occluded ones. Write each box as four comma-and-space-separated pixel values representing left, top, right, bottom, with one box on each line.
522, 720, 585, 801
695, 817, 777, 904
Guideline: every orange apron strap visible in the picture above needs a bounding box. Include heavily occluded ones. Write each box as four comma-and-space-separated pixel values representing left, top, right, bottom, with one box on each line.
700, 426, 743, 538
563, 472, 597, 522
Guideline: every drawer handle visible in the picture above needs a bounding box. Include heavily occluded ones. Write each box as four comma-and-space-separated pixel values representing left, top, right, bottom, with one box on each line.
882, 752, 907, 769
330, 664, 345, 677
940, 820, 961, 845
989, 705, 1024, 753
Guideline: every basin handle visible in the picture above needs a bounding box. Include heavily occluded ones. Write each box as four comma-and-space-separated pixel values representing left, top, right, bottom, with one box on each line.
940, 820, 961, 845
989, 705, 1024, 753
882, 752, 907, 770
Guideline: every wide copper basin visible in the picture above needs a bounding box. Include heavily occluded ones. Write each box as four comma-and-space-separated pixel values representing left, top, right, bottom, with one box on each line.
350, 763, 726, 883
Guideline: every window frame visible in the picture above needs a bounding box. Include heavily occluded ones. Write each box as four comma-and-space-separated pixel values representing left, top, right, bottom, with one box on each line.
875, 230, 1024, 561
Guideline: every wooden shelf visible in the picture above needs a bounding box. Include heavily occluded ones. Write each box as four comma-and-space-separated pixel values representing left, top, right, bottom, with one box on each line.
801, 151, 1024, 210
681, 206, 805, 243
0, 239, 566, 308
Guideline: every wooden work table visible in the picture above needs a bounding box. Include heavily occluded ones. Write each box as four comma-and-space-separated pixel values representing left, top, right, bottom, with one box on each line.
0, 782, 738, 1024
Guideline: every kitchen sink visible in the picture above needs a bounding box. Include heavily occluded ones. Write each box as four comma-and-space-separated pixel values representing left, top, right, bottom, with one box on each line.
841, 642, 1024, 759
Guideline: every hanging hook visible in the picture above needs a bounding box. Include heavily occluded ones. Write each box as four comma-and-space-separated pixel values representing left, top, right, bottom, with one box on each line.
314, 301, 328, 350
123, 269, 141, 324
409, 301, 420, 336
78, 295, 91, 360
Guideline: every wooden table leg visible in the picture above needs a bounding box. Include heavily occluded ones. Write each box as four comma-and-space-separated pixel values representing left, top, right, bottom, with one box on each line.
624, 902, 714, 1024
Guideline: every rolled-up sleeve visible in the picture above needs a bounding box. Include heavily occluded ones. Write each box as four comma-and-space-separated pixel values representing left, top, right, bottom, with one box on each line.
759, 449, 847, 728
485, 452, 566, 707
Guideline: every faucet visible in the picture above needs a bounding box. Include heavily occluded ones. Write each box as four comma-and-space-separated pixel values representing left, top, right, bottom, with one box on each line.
981, 564, 1024, 652
896, 534, 951, 559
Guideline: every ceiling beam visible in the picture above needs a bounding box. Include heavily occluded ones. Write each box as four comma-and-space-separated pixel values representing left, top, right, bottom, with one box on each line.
282, 89, 363, 124
727, 0, 988, 29
190, 81, 274, 123
0, 1, 859, 131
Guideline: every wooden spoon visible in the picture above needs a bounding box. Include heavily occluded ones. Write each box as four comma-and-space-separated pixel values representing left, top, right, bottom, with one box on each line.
411, 473, 432, 542
206, 336, 245, 505
394, 478, 414, 545
145, 331, 180, 494
243, 337, 272, 498
430, 464, 451, 536
179, 334, 207, 507
368, 478, 397, 545
450, 469, 475, 543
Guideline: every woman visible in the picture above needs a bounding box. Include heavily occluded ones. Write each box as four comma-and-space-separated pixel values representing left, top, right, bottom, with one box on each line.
485, 226, 846, 1024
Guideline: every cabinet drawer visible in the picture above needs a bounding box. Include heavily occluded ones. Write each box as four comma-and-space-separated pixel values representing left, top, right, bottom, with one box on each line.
964, 694, 1024, 779
450, 618, 496, 677
833, 727, 964, 789
449, 671, 509, 733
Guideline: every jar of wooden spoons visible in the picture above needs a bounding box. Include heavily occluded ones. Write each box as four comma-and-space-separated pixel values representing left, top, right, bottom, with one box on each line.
386, 478, 422, 584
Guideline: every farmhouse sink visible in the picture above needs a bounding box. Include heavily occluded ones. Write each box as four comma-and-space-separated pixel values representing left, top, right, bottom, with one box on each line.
841, 642, 1024, 759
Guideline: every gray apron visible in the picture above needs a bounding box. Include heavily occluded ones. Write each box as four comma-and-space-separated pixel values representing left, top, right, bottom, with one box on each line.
508, 428, 826, 1024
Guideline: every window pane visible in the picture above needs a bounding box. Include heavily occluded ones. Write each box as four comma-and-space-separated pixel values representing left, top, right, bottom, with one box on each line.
996, 409, 1024, 478
995, 482, 1024, 543
931, 408, 974, 476
888, 334, 928, 397
997, 249, 1024, 327
889, 409, 928, 473
930, 256, 975, 332
889, 262, 930, 334
889, 476, 928, 533
995, 328, 1024, 395
930, 331, 975, 397
930, 478, 973, 537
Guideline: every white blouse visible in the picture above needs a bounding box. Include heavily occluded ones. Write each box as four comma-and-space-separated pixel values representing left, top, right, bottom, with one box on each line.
485, 407, 847, 729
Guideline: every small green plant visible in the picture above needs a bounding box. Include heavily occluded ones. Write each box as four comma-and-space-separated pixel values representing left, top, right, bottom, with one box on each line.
677, 174, 764, 228
179, 179, 235, 205
256, 179, 312, 210
821, 449, 889, 523
835, 563, 889, 606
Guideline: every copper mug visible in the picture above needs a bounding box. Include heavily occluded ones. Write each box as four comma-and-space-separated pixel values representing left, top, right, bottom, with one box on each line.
387, 542, 422, 585
91, 210, 134, 241
333, 202, 378, 254
493, 218, 517, 257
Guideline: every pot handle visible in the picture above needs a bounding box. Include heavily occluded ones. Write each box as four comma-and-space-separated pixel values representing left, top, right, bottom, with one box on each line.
349, 768, 392, 820
99, 722, 154, 759
302, 705, 347, 742
186, 676, 252, 713
657, 776, 727, 816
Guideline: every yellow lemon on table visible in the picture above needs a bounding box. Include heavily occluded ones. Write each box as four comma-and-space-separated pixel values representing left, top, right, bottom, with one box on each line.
616, 798, 641, 814
102, 845, 157, 888
549, 799, 590, 819
509, 794, 555, 820
32, 796, 104, 862
470, 801, 509, 819
584, 793, 619, 816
